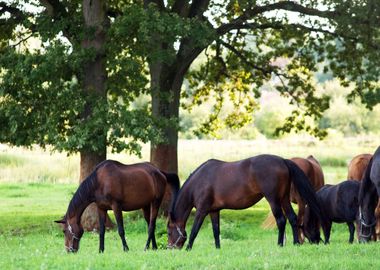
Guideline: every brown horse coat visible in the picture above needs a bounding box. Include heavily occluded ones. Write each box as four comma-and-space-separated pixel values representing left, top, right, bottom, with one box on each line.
56, 160, 180, 252
168, 154, 325, 250
347, 154, 373, 181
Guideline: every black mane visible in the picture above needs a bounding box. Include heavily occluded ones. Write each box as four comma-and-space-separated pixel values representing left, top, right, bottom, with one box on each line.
170, 159, 215, 219
66, 170, 98, 218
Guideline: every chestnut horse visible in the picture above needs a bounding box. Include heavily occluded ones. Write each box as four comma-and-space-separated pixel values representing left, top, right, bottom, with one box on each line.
347, 153, 380, 240
55, 160, 180, 252
290, 155, 325, 242
347, 154, 372, 181
167, 154, 325, 250
358, 147, 380, 242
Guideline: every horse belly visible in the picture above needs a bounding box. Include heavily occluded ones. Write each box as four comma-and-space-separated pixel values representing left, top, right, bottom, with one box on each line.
213, 190, 263, 210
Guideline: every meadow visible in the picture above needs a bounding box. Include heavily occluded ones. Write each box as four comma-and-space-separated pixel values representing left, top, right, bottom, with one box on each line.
1, 136, 380, 269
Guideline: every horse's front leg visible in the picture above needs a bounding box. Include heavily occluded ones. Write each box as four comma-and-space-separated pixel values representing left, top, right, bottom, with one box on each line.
347, 222, 355, 243
98, 207, 107, 253
112, 204, 129, 251
209, 211, 221, 248
186, 209, 208, 250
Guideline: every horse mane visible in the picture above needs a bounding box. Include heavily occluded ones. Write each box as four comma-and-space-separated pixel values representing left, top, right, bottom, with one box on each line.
65, 160, 108, 218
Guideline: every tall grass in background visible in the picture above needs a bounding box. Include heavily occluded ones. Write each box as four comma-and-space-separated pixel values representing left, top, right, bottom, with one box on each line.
0, 134, 378, 184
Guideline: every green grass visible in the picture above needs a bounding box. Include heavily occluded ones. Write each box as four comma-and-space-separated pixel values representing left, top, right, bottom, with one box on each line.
1, 137, 380, 269
1, 183, 380, 269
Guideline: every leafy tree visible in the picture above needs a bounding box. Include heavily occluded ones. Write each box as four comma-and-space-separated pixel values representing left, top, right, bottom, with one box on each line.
0, 0, 157, 228
135, 0, 380, 174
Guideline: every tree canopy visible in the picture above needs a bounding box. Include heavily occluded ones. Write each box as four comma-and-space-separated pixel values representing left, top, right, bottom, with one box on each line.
1, 0, 380, 159
0, 0, 158, 156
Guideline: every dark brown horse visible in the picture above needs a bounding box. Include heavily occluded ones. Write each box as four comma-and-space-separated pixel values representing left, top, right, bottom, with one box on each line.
347, 154, 372, 181
55, 160, 180, 253
358, 147, 380, 242
347, 153, 380, 240
303, 180, 360, 244
290, 155, 325, 242
167, 154, 325, 250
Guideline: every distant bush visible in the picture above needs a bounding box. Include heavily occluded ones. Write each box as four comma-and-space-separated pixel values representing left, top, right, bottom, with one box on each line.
318, 156, 348, 167
0, 154, 25, 167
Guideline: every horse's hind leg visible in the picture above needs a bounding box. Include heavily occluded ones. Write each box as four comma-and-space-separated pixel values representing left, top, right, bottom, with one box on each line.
144, 200, 161, 251
142, 207, 154, 250
187, 209, 208, 250
112, 204, 129, 251
347, 222, 355, 243
209, 211, 220, 248
98, 207, 107, 253
282, 200, 300, 244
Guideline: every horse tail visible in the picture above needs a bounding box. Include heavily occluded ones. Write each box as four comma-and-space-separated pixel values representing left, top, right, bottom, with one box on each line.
284, 159, 327, 230
160, 171, 181, 210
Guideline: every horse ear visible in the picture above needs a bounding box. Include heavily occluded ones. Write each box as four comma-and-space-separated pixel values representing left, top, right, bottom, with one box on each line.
54, 219, 65, 224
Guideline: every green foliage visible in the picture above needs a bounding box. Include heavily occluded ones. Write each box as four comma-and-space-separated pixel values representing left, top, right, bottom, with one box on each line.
2, 0, 380, 156
0, 1, 159, 156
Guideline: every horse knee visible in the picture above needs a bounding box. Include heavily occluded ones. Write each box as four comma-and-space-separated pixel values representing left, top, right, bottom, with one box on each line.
118, 227, 125, 237
275, 215, 286, 229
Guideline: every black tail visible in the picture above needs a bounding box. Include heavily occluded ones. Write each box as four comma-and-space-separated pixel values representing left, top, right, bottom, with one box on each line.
160, 171, 181, 210
284, 159, 327, 232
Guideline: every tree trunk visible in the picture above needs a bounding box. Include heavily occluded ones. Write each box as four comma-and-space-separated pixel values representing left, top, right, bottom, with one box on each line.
79, 0, 113, 231
150, 64, 184, 214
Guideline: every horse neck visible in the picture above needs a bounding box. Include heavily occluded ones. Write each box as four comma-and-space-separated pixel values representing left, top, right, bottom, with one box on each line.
66, 186, 95, 222
173, 187, 193, 226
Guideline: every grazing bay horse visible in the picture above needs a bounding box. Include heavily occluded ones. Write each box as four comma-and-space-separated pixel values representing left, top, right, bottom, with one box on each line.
167, 154, 325, 250
304, 180, 360, 244
347, 153, 380, 240
290, 155, 325, 242
358, 147, 380, 242
55, 160, 180, 253
347, 154, 372, 181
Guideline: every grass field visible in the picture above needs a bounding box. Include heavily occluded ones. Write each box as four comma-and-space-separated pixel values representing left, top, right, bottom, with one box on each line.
1, 137, 380, 269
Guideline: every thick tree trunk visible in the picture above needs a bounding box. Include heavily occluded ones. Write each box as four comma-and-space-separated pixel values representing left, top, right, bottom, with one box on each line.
150, 65, 183, 214
79, 0, 113, 231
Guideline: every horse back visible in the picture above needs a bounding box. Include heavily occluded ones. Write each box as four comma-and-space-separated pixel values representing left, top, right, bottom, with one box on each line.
95, 161, 166, 210
317, 181, 359, 222
307, 156, 325, 190
187, 155, 289, 210
347, 154, 372, 181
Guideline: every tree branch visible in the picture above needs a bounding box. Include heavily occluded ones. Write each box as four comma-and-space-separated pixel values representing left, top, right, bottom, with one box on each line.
188, 0, 210, 18
143, 0, 165, 10
217, 1, 338, 36
171, 0, 189, 17
39, 0, 78, 44
218, 39, 273, 76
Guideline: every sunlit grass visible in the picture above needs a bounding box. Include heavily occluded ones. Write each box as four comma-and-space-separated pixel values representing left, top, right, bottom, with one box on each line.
1, 183, 380, 269
1, 134, 380, 270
